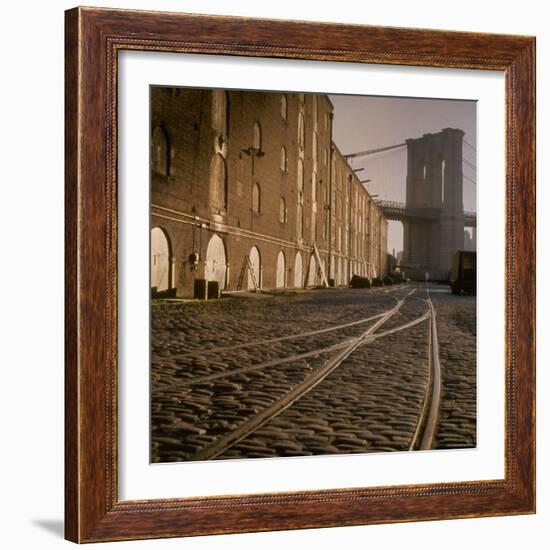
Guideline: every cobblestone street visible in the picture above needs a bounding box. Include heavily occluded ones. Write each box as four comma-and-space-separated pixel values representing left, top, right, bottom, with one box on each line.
151, 283, 476, 462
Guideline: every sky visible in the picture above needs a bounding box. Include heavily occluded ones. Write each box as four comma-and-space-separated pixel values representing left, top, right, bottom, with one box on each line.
329, 94, 477, 254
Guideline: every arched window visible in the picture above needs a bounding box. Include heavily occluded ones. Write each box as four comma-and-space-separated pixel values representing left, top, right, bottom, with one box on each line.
312, 95, 318, 124
279, 197, 286, 223
280, 94, 287, 121
253, 121, 262, 150
210, 154, 227, 212
212, 90, 228, 136
297, 158, 304, 194
280, 146, 287, 172
312, 131, 318, 167
252, 182, 261, 213
297, 204, 303, 239
298, 112, 305, 149
151, 126, 170, 176
281, 147, 287, 172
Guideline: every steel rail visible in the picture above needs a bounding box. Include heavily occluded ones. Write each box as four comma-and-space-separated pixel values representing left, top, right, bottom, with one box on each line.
179, 311, 388, 357
408, 304, 433, 451
154, 283, 410, 350
411, 288, 442, 451
153, 308, 430, 391
191, 289, 416, 461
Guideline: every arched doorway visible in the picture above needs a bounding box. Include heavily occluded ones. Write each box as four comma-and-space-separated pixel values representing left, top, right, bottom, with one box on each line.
151, 227, 171, 293
343, 261, 348, 286
307, 254, 317, 287
248, 246, 261, 290
294, 252, 303, 288
206, 234, 227, 289
276, 251, 286, 288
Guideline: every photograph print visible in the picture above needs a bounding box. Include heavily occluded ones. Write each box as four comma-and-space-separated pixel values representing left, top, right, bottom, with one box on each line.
150, 87, 477, 463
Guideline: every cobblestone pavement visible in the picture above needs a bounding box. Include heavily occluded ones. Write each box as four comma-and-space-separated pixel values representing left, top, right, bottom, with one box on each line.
429, 288, 477, 449
151, 283, 476, 462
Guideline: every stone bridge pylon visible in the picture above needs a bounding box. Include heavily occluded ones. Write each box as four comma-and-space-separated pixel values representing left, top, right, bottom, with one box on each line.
382, 128, 467, 280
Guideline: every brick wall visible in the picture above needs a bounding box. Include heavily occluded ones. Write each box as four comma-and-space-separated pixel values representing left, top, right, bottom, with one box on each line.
150, 87, 388, 298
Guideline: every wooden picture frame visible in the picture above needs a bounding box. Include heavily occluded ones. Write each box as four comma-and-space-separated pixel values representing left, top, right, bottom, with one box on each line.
65, 6, 536, 543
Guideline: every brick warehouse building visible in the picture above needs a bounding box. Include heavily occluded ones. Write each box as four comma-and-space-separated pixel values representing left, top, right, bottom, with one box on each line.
150, 87, 388, 298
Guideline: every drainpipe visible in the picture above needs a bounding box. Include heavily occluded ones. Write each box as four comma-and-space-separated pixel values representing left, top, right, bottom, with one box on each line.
348, 174, 353, 285
328, 126, 334, 283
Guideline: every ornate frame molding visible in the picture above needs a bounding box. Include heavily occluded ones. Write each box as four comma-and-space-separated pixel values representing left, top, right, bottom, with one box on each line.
65, 7, 535, 542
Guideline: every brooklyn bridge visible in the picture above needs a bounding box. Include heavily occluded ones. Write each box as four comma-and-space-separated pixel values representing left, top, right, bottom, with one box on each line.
344, 127, 477, 280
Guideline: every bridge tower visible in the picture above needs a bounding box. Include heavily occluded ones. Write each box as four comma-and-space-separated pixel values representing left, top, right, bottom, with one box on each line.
403, 128, 464, 278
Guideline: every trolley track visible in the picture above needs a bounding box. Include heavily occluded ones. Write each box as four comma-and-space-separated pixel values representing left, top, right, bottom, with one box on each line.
152, 284, 445, 462
153, 308, 430, 391
408, 289, 442, 450
178, 310, 389, 358
191, 289, 416, 460
152, 290, 408, 385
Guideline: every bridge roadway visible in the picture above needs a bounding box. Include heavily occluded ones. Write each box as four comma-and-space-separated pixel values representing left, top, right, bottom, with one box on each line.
376, 200, 476, 227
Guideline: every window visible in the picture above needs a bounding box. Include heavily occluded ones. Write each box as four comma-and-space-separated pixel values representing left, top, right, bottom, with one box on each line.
253, 121, 262, 150
281, 94, 287, 121
312, 95, 318, 125
279, 197, 286, 223
298, 112, 305, 149
212, 90, 228, 136
151, 125, 170, 176
252, 182, 261, 213
297, 204, 303, 238
312, 132, 318, 166
210, 154, 227, 212
297, 158, 304, 193
280, 146, 287, 172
